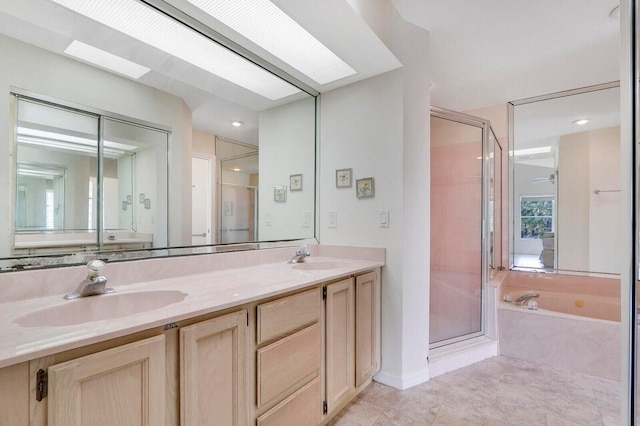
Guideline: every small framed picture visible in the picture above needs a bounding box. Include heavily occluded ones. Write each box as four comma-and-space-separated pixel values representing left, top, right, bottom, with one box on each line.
274, 186, 287, 202
336, 168, 352, 188
139, 193, 145, 203
126, 195, 132, 204
122, 201, 128, 211
356, 177, 375, 198
289, 174, 303, 191
144, 198, 151, 209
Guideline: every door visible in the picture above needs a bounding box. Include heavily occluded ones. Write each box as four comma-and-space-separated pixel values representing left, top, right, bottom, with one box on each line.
192, 156, 211, 245
47, 335, 165, 426
355, 271, 379, 387
325, 278, 355, 413
180, 310, 247, 426
429, 107, 489, 348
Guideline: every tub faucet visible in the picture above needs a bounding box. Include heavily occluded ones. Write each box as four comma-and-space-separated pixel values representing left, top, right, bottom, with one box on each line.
515, 291, 540, 306
64, 260, 115, 300
288, 246, 310, 264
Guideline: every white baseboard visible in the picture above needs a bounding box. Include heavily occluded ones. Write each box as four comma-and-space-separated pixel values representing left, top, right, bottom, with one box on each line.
428, 337, 498, 378
373, 368, 430, 390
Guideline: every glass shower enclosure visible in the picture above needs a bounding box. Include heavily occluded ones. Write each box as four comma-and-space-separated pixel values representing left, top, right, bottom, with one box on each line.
430, 107, 495, 348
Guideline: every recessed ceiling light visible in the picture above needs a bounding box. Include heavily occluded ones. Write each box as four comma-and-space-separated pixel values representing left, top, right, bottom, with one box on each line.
231, 121, 244, 127
50, 0, 300, 100
573, 119, 589, 125
232, 168, 241, 172
64, 40, 151, 79
186, 0, 356, 84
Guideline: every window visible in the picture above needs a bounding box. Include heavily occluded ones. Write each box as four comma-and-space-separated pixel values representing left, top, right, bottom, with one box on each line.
520, 196, 554, 239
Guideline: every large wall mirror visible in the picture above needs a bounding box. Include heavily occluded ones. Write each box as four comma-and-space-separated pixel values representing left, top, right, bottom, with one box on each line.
0, 0, 317, 270
509, 82, 620, 276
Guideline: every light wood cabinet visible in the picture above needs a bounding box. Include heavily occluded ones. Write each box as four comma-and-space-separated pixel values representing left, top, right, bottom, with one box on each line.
355, 271, 379, 387
47, 335, 166, 426
257, 377, 322, 426
180, 310, 248, 426
325, 271, 380, 420
0, 362, 29, 426
255, 289, 323, 422
325, 278, 355, 413
2, 267, 380, 426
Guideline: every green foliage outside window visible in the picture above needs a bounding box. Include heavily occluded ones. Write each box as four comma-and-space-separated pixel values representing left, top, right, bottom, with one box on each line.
521, 199, 553, 239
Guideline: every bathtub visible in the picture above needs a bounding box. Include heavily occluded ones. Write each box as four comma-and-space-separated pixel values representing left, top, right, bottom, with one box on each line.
497, 271, 621, 380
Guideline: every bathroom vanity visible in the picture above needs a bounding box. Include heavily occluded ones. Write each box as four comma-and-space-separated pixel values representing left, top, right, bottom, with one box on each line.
0, 246, 383, 425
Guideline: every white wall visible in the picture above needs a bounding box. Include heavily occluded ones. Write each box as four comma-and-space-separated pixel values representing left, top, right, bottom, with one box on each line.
258, 97, 315, 241
557, 127, 621, 274
321, 0, 430, 389
588, 127, 621, 274
0, 34, 192, 256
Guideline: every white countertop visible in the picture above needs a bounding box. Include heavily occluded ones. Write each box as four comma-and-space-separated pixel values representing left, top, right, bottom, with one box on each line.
0, 256, 382, 368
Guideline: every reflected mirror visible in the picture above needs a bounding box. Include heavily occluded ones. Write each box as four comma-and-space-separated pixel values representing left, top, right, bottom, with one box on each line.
0, 0, 317, 269
510, 83, 620, 275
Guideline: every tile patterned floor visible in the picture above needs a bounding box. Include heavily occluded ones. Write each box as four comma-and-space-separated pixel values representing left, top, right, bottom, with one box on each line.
328, 356, 621, 426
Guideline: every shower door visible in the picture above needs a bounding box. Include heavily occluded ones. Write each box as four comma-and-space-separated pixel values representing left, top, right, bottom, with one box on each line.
430, 107, 490, 348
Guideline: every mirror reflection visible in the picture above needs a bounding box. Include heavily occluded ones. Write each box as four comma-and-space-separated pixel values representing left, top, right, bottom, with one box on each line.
0, 0, 317, 269
216, 138, 259, 245
13, 95, 168, 255
510, 84, 620, 275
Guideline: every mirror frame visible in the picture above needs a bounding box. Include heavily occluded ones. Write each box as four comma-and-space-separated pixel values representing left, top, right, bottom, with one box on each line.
0, 0, 321, 273
508, 81, 620, 276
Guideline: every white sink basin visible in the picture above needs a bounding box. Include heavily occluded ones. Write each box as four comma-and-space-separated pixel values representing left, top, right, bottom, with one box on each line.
292, 260, 349, 271
15, 290, 187, 327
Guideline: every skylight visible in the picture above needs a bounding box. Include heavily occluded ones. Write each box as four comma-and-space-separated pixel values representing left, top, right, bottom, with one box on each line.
50, 0, 300, 100
64, 40, 151, 79
186, 0, 356, 84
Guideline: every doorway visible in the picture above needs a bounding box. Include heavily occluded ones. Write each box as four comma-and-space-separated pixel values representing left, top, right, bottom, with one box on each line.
191, 156, 212, 245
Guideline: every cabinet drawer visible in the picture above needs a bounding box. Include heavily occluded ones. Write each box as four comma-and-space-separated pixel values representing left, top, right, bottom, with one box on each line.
257, 287, 321, 344
257, 322, 321, 408
256, 377, 322, 426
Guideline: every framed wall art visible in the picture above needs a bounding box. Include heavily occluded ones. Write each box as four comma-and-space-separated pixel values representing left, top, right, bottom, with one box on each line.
356, 177, 375, 198
290, 174, 302, 191
274, 186, 287, 202
336, 168, 352, 188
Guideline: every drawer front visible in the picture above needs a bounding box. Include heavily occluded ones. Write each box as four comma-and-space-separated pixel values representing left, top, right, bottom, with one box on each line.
257, 287, 321, 345
256, 377, 322, 426
257, 323, 321, 408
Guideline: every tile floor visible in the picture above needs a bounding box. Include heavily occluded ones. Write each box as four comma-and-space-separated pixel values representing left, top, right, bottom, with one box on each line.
328, 356, 621, 426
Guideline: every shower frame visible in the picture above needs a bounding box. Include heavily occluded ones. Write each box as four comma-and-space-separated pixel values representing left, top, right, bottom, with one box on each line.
429, 106, 493, 348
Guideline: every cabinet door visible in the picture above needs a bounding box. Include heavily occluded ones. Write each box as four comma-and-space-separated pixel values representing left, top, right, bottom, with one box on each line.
180, 310, 247, 426
355, 271, 379, 387
325, 278, 355, 413
47, 335, 165, 426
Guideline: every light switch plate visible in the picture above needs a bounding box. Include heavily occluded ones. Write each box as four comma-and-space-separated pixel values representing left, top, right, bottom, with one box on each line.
328, 211, 337, 228
379, 210, 389, 228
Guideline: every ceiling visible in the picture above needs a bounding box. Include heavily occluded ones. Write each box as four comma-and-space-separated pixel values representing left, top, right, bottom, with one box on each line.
0, 0, 621, 143
0, 0, 401, 144
392, 0, 620, 111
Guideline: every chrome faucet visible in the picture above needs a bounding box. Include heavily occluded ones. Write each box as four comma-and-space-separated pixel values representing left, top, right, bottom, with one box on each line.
64, 260, 115, 300
514, 291, 540, 306
288, 246, 311, 264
